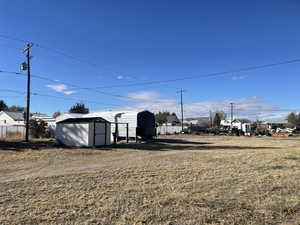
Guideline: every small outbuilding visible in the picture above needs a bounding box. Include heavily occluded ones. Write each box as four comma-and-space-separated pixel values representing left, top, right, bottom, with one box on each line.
56, 117, 111, 147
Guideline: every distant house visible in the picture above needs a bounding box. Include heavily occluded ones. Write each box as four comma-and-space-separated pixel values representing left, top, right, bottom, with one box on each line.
221, 119, 243, 129
184, 117, 210, 125
220, 119, 231, 127
183, 119, 198, 125
166, 115, 180, 126
264, 119, 288, 129
0, 111, 25, 126
221, 119, 251, 134
0, 111, 57, 136
32, 113, 56, 136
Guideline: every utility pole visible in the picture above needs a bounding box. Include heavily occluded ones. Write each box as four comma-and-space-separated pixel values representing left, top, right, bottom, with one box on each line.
177, 89, 186, 133
22, 43, 33, 142
230, 102, 234, 128
209, 110, 213, 128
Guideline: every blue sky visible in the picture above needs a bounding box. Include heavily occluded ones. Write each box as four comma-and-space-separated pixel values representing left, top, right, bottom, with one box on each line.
0, 0, 300, 119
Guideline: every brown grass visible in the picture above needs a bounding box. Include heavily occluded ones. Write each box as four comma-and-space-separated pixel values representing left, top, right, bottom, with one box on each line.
0, 132, 23, 142
0, 135, 299, 225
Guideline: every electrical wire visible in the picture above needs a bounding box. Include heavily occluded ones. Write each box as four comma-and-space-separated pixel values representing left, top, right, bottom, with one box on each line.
0, 69, 170, 104
0, 34, 104, 69
2, 33, 300, 91
87, 59, 300, 89
1, 56, 300, 105
2, 34, 300, 106
0, 89, 122, 107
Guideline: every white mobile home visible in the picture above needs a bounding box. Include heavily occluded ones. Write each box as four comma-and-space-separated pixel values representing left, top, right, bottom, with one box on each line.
84, 110, 156, 140
56, 117, 111, 147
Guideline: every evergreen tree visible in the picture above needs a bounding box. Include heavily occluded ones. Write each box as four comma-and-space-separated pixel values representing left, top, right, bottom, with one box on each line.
0, 100, 8, 111
69, 103, 89, 114
7, 105, 25, 112
213, 112, 221, 128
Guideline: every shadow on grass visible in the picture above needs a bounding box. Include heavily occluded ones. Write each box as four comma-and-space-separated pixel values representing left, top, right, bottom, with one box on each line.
0, 140, 57, 152
114, 138, 281, 151
0, 137, 281, 152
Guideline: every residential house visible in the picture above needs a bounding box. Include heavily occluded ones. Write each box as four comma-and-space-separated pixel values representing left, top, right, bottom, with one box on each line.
0, 111, 25, 126
166, 115, 180, 126
221, 119, 251, 134
264, 119, 288, 129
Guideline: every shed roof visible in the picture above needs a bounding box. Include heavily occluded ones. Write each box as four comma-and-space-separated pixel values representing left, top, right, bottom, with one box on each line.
57, 117, 109, 124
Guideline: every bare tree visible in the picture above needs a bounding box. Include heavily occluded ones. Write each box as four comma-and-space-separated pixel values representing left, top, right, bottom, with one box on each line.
52, 111, 61, 118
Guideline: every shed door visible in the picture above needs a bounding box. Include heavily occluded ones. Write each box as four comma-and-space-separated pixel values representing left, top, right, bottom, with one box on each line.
94, 122, 108, 146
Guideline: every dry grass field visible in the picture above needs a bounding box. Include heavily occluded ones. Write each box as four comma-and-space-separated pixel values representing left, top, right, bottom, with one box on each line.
0, 135, 299, 225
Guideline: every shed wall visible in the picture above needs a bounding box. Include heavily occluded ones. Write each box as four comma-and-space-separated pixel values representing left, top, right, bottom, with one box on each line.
56, 123, 90, 147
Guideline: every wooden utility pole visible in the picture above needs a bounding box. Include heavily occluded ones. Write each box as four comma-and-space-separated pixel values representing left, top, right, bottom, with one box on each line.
210, 110, 213, 128
23, 43, 33, 142
230, 102, 234, 128
177, 89, 186, 133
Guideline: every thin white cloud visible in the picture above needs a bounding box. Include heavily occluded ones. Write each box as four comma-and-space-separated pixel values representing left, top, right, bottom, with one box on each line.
116, 75, 136, 80
63, 90, 77, 95
47, 84, 77, 95
121, 92, 290, 120
232, 75, 247, 81
128, 91, 160, 101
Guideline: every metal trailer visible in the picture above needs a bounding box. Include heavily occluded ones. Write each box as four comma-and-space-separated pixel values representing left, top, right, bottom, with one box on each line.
83, 110, 156, 140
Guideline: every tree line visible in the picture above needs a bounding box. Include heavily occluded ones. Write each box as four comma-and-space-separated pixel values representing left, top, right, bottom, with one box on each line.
0, 100, 25, 112
286, 112, 300, 128
0, 99, 89, 117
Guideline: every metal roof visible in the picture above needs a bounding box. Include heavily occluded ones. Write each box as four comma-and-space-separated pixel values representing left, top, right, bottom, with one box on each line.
57, 117, 109, 124
167, 115, 180, 123
264, 119, 288, 124
3, 111, 24, 121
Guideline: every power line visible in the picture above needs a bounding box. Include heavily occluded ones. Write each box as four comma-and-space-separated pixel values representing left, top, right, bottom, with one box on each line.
0, 89, 25, 94
0, 69, 129, 98
2, 34, 300, 90
0, 89, 122, 107
0, 95, 23, 98
2, 33, 300, 107
31, 92, 123, 107
0, 34, 105, 70
0, 34, 29, 44
1, 56, 300, 105
86, 59, 300, 89
0, 69, 170, 104
0, 69, 26, 77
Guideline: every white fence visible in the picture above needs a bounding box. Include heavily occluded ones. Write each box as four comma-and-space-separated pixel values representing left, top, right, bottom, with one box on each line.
0, 125, 25, 138
157, 125, 183, 135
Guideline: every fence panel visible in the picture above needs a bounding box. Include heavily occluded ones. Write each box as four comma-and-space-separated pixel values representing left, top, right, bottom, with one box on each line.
157, 125, 182, 135
0, 125, 25, 139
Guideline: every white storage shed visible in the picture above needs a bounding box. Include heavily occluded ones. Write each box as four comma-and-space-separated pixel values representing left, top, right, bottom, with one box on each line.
56, 117, 111, 147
